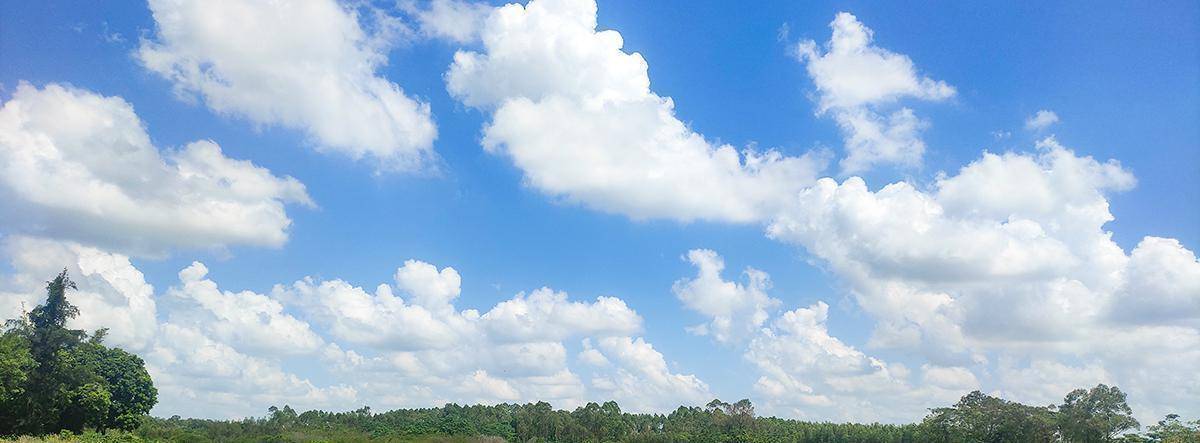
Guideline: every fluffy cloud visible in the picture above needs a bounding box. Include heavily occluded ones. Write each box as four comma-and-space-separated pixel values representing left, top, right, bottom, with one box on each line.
673, 249, 780, 344
1025, 109, 1061, 131
405, 0, 492, 43
746, 300, 968, 422
0, 236, 358, 418
1, 239, 704, 417
0, 83, 313, 256
138, 0, 436, 170
446, 0, 824, 223
147, 323, 358, 419
263, 259, 705, 413
164, 262, 326, 356
761, 137, 1199, 420
1108, 237, 1200, 326
480, 288, 642, 342
274, 273, 474, 351
586, 336, 713, 413
0, 236, 158, 350
794, 12, 954, 172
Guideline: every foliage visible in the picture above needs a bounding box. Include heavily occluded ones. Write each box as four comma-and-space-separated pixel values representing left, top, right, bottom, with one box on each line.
919, 390, 1057, 442
114, 390, 1178, 443
1058, 384, 1140, 442
0, 270, 157, 436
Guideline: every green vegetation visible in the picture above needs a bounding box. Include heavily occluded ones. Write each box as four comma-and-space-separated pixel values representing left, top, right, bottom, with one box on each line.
1, 271, 157, 436
2, 270, 1198, 442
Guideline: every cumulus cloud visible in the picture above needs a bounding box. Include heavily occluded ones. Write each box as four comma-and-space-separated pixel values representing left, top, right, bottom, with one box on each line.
747, 300, 969, 422
147, 323, 357, 419
761, 136, 1199, 420
446, 0, 824, 223
0, 239, 703, 417
0, 236, 158, 350
405, 0, 492, 43
138, 0, 436, 170
0, 83, 313, 256
673, 249, 780, 344
1025, 109, 1060, 131
480, 288, 642, 342
263, 259, 704, 413
0, 236, 357, 419
164, 262, 326, 357
1109, 237, 1200, 326
794, 12, 954, 173
586, 336, 713, 413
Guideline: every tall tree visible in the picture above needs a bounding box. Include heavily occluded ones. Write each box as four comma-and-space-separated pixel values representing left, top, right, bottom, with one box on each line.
22, 270, 87, 434
0, 270, 157, 436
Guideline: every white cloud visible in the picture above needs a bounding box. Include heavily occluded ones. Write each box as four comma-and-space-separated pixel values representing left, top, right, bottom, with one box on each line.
274, 275, 472, 351
0, 236, 357, 418
673, 249, 780, 345
1109, 237, 1200, 326
761, 136, 1199, 420
262, 259, 709, 413
480, 287, 642, 342
0, 236, 158, 350
767, 140, 1140, 355
164, 262, 326, 357
747, 300, 964, 422
994, 359, 1113, 407
147, 323, 357, 419
587, 336, 713, 413
921, 364, 980, 391
138, 0, 436, 171
446, 0, 824, 223
1, 240, 701, 417
0, 83, 313, 256
405, 0, 492, 43
795, 12, 954, 173
1025, 109, 1060, 131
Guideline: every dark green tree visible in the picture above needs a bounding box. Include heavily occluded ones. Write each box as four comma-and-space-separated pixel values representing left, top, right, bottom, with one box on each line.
0, 270, 157, 436
20, 269, 87, 434
0, 330, 35, 432
75, 337, 158, 431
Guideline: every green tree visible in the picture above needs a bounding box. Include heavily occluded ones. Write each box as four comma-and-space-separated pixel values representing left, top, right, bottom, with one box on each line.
1145, 414, 1200, 443
1058, 384, 1140, 442
21, 269, 88, 434
0, 269, 158, 436
75, 338, 158, 431
0, 331, 35, 432
919, 390, 1057, 443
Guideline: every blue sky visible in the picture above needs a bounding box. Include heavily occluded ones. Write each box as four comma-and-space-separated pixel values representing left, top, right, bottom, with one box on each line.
1, 0, 1197, 423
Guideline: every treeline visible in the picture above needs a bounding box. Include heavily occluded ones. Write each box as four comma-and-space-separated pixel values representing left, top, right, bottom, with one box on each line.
3, 271, 1200, 442
126, 394, 1198, 443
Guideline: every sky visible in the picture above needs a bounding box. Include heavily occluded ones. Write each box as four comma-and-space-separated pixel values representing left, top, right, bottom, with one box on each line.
1, 0, 1198, 424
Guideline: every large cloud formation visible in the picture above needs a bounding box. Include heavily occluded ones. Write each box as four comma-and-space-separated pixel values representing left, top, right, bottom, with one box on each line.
446, 0, 825, 223
446, 0, 1199, 423
0, 83, 313, 256
138, 0, 437, 171
0, 236, 709, 418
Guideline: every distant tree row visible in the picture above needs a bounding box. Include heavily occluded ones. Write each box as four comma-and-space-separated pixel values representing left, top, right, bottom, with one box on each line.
0, 271, 157, 436
130, 390, 1196, 442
